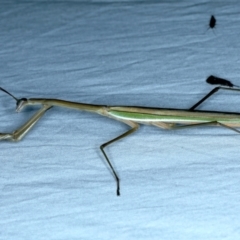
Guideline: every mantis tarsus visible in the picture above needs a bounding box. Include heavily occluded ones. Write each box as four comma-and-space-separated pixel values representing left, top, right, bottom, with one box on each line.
1, 80, 240, 196
206, 75, 239, 88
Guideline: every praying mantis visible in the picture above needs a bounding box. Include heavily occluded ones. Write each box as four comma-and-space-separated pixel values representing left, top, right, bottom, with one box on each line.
1, 78, 240, 196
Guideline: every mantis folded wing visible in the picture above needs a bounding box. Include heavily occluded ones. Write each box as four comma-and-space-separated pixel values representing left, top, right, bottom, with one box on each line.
1, 83, 240, 196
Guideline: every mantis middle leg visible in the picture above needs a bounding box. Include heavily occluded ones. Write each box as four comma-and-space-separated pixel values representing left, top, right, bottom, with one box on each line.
100, 120, 139, 196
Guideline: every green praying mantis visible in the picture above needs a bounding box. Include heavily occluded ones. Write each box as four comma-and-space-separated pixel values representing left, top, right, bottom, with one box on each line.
1, 77, 240, 196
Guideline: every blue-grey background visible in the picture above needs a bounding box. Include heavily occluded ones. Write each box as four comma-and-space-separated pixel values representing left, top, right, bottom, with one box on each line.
1, 1, 240, 239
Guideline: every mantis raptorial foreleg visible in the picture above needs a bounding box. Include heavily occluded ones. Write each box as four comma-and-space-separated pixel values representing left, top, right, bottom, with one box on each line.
100, 120, 139, 196
0, 105, 52, 141
190, 86, 240, 110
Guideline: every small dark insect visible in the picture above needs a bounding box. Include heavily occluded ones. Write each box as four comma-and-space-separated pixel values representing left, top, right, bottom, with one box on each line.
206, 75, 238, 88
209, 15, 216, 29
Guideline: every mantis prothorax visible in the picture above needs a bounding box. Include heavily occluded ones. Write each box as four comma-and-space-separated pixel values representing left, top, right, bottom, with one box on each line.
1, 80, 240, 196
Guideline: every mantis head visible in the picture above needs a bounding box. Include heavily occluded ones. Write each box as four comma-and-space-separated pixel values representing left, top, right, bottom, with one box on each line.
16, 98, 28, 112
0, 86, 28, 112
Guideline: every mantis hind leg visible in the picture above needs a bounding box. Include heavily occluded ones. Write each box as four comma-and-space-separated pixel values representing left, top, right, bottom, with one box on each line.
100, 120, 139, 196
190, 87, 240, 111
153, 121, 240, 134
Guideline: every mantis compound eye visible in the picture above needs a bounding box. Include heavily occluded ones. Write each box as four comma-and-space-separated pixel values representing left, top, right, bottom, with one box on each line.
16, 98, 28, 112
0, 86, 24, 111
